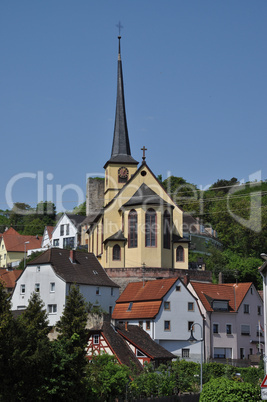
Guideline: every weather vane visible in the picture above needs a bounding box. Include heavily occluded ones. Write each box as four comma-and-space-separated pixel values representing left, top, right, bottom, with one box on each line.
116, 21, 123, 36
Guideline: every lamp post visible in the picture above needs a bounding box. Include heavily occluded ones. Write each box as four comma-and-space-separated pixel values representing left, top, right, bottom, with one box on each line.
24, 241, 30, 268
188, 322, 203, 392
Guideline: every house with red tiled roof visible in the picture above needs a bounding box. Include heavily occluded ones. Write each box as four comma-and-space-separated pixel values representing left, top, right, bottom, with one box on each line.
0, 228, 43, 268
112, 277, 203, 362
188, 281, 263, 362
0, 268, 22, 294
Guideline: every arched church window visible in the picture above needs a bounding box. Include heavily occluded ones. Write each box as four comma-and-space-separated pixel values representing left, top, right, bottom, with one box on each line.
145, 208, 156, 247
113, 244, 121, 261
163, 210, 171, 249
176, 246, 184, 262
128, 210, 137, 248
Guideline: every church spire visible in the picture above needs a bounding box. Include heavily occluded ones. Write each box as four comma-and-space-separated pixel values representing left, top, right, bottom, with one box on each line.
105, 36, 138, 167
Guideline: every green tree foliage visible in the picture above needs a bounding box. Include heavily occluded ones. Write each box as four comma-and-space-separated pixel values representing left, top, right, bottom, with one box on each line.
200, 377, 261, 402
46, 284, 89, 400
86, 354, 131, 401
205, 247, 263, 288
17, 250, 43, 270
72, 201, 86, 216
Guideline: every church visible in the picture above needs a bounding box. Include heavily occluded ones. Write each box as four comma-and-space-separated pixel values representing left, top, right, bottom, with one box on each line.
85, 36, 189, 272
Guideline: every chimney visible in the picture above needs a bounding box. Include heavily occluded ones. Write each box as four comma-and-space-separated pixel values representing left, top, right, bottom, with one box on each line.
218, 272, 224, 284
183, 273, 189, 286
69, 249, 75, 263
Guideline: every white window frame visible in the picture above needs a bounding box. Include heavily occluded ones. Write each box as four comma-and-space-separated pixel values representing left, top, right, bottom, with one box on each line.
93, 334, 99, 344
226, 323, 232, 335
20, 284, 25, 294
50, 282, 55, 293
35, 283, 40, 293
48, 304, 57, 314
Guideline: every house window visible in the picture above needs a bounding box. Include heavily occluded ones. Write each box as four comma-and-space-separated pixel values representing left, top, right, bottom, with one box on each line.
226, 324, 232, 335
213, 300, 228, 311
36, 266, 41, 272
258, 306, 262, 315
112, 244, 121, 261
164, 301, 170, 310
63, 237, 75, 249
35, 283, 40, 293
128, 210, 137, 248
60, 225, 64, 236
164, 320, 171, 331
146, 321, 151, 330
20, 284, 25, 294
66, 224, 70, 236
145, 208, 156, 247
139, 321, 143, 329
182, 349, 190, 358
163, 210, 171, 249
176, 246, 184, 262
188, 321, 194, 331
213, 323, 219, 334
48, 304, 57, 314
176, 285, 181, 292
96, 287, 100, 295
188, 302, 194, 311
93, 335, 99, 344
127, 302, 133, 311
111, 287, 114, 296
214, 347, 232, 359
241, 324, 250, 335
53, 239, 59, 247
250, 287, 253, 295
109, 306, 113, 316
50, 282, 55, 292
244, 304, 250, 314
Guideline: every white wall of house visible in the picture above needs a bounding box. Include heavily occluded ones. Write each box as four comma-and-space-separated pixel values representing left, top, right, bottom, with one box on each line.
11, 263, 66, 326
52, 214, 78, 249
236, 285, 264, 359
116, 279, 203, 362
11, 263, 119, 326
41, 228, 52, 248
188, 283, 263, 361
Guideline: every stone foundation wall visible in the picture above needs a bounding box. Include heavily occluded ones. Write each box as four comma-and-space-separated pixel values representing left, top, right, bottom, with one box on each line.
105, 267, 212, 293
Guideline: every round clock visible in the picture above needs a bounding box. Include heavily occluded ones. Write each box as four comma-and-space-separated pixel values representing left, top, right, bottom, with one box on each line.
118, 166, 129, 179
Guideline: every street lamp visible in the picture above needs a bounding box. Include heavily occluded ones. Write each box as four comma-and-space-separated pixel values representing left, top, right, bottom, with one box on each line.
24, 241, 30, 268
188, 322, 203, 392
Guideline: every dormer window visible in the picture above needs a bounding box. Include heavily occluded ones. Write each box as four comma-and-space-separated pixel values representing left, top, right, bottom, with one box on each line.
212, 300, 229, 311
127, 302, 133, 311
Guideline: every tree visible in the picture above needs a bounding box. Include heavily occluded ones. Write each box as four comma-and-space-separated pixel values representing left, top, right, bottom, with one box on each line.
86, 354, 131, 401
72, 201, 86, 216
200, 377, 261, 401
46, 284, 89, 400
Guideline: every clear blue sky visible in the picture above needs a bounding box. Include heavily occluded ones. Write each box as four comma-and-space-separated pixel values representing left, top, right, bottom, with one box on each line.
1, 0, 266, 212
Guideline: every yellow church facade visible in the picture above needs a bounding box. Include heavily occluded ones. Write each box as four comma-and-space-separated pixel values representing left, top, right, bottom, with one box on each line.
87, 37, 189, 270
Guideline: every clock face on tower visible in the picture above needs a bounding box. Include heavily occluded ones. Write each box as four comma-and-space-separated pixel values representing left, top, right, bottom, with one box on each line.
118, 166, 129, 182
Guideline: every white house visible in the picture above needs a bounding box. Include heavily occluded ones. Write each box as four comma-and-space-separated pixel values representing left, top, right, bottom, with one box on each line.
112, 277, 203, 362
51, 213, 85, 250
11, 248, 120, 326
188, 280, 264, 361
41, 226, 54, 249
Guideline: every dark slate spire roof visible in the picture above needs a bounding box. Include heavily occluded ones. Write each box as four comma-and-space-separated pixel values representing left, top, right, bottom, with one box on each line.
104, 37, 138, 168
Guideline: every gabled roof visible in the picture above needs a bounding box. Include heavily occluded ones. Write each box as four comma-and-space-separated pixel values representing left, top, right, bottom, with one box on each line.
190, 281, 254, 312
121, 183, 173, 209
0, 269, 22, 289
27, 248, 119, 288
2, 228, 43, 252
45, 226, 54, 239
89, 321, 143, 372
116, 278, 178, 302
117, 324, 175, 360
66, 214, 86, 227
112, 278, 180, 320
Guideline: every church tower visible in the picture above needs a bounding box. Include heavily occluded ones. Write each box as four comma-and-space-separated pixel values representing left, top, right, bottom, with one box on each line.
104, 36, 138, 205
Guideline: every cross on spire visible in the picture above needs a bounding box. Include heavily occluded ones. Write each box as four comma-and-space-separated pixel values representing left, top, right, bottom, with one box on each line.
141, 146, 147, 163
116, 21, 123, 36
